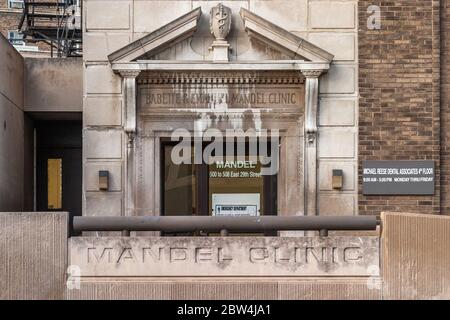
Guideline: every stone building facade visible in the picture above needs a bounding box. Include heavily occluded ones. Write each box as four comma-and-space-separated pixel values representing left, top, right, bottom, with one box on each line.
2, 0, 448, 220
1, 0, 450, 301
82, 0, 360, 219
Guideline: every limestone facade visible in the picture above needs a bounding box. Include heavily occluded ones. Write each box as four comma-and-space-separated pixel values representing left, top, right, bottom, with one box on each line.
82, 0, 359, 219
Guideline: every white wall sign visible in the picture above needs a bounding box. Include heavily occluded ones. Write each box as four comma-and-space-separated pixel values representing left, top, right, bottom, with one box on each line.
212, 193, 260, 216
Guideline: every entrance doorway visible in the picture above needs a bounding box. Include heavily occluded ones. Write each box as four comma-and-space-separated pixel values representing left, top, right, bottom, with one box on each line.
36, 121, 82, 235
161, 139, 278, 235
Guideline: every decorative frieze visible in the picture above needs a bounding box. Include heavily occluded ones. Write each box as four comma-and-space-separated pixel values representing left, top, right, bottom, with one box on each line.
137, 71, 304, 85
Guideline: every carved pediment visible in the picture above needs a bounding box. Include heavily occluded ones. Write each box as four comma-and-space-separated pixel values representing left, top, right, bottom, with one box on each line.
109, 5, 333, 63
239, 8, 333, 63
108, 7, 202, 63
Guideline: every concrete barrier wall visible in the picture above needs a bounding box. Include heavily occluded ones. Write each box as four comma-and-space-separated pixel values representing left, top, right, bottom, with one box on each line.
381, 212, 450, 299
0, 35, 27, 212
2, 211, 450, 300
0, 212, 68, 300
24, 58, 83, 113
67, 279, 381, 300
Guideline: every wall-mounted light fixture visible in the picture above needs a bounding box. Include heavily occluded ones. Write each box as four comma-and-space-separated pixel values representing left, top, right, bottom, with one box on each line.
99, 170, 109, 191
332, 169, 343, 190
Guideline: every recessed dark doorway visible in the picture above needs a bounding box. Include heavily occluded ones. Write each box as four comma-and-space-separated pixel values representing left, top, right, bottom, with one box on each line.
36, 121, 82, 235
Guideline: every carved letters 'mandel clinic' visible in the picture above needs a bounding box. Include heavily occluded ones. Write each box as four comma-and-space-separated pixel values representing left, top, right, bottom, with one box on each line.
70, 237, 379, 277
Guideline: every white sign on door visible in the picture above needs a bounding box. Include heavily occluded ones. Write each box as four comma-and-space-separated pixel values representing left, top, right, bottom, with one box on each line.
212, 193, 260, 216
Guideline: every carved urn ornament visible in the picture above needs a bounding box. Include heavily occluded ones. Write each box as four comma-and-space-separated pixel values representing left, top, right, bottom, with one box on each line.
210, 3, 231, 41
209, 3, 232, 62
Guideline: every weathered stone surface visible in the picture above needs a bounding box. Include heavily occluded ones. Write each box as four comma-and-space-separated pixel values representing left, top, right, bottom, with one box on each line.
382, 212, 450, 299
84, 33, 131, 62
309, 1, 355, 29
308, 33, 355, 61
85, 193, 123, 217
319, 98, 356, 126
67, 278, 381, 300
81, 0, 358, 219
24, 58, 83, 112
240, 7, 334, 62
84, 130, 122, 159
250, 0, 307, 32
108, 7, 202, 62
69, 236, 379, 277
84, 97, 122, 126
0, 212, 68, 300
133, 1, 192, 33
320, 64, 356, 94
85, 65, 122, 94
318, 194, 356, 216
86, 1, 131, 30
318, 128, 356, 158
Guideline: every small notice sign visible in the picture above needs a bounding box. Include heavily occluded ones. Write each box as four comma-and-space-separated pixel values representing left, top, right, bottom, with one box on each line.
211, 193, 260, 216
363, 160, 435, 195
215, 205, 258, 216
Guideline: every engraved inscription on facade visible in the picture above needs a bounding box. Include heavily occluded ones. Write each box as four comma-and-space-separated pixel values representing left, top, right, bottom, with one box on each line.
139, 85, 304, 110
71, 237, 379, 277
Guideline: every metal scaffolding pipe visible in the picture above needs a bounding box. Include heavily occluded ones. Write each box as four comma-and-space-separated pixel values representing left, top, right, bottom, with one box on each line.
73, 216, 377, 233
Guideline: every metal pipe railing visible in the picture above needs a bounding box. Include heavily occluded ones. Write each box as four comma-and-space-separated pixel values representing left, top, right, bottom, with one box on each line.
73, 216, 378, 235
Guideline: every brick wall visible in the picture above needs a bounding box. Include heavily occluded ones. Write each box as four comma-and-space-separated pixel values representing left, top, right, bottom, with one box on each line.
0, 12, 21, 39
0, 0, 52, 52
358, 1, 441, 215
441, 0, 450, 215
0, 0, 22, 39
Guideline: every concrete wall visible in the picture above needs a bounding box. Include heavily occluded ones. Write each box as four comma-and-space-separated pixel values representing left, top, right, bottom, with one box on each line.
24, 58, 83, 113
82, 0, 358, 217
0, 211, 449, 299
381, 212, 450, 299
0, 33, 27, 211
0, 37, 82, 212
68, 279, 381, 300
67, 212, 450, 299
0, 212, 68, 300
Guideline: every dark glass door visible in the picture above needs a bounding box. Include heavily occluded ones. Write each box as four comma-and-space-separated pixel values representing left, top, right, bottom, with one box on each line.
161, 139, 278, 235
36, 121, 82, 235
